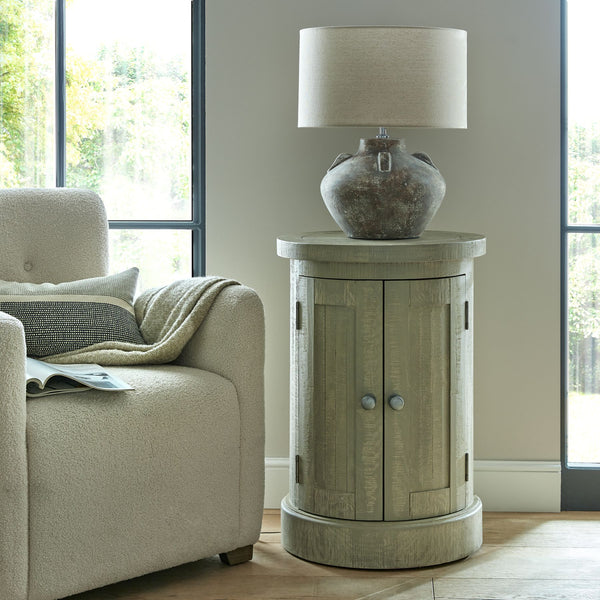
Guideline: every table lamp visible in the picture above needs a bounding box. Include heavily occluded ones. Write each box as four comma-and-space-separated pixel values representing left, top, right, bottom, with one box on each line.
298, 26, 467, 239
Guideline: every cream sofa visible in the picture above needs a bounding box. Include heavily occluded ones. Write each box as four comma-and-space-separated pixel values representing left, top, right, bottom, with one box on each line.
0, 188, 265, 600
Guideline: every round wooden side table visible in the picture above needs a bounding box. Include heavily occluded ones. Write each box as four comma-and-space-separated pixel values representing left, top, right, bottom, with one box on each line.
277, 230, 486, 569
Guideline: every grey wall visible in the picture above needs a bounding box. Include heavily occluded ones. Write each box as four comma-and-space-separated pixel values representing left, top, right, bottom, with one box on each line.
205, 0, 561, 462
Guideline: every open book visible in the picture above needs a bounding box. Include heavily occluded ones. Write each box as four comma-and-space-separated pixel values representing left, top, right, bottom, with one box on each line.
26, 357, 133, 398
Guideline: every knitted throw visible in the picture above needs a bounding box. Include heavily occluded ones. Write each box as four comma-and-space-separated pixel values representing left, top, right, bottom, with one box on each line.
43, 276, 238, 365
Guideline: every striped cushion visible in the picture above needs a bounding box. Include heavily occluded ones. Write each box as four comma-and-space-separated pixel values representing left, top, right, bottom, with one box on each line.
0, 268, 144, 358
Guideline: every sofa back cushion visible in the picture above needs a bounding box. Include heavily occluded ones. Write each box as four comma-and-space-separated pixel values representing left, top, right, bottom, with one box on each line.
0, 188, 109, 284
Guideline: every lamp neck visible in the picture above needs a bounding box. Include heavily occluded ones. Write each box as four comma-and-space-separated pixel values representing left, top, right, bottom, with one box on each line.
358, 137, 407, 153
376, 127, 390, 139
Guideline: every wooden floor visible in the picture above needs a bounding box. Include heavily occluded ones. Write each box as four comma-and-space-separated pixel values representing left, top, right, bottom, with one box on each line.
67, 510, 600, 600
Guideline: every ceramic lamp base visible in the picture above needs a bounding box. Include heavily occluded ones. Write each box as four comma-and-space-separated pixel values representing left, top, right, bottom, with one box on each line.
320, 138, 446, 240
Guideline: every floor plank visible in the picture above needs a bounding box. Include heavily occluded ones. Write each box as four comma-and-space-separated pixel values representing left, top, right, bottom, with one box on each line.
483, 511, 600, 547
425, 545, 600, 580
434, 577, 600, 600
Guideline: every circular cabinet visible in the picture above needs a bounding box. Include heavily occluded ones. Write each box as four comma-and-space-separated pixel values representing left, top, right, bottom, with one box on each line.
276, 231, 486, 569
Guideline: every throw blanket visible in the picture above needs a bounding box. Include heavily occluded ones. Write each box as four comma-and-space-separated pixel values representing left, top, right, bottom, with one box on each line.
44, 276, 238, 365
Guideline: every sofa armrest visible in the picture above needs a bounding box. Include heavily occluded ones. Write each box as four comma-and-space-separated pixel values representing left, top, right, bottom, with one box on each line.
175, 285, 265, 548
0, 312, 28, 600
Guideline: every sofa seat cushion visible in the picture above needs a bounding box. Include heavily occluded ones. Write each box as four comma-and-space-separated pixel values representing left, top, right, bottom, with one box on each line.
26, 364, 241, 600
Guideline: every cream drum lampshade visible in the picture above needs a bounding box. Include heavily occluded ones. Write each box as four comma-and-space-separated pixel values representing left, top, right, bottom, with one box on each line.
298, 26, 467, 129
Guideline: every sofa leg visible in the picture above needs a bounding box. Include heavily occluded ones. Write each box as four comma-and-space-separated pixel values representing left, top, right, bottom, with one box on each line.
219, 544, 254, 566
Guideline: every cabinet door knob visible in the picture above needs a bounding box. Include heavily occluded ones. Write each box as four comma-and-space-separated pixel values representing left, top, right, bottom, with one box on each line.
389, 395, 405, 411
360, 394, 376, 410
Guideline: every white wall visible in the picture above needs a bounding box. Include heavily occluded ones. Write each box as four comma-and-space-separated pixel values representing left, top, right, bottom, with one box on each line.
205, 0, 561, 506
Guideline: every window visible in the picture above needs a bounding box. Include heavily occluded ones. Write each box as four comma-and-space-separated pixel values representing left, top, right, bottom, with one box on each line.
0, 0, 205, 288
562, 0, 600, 508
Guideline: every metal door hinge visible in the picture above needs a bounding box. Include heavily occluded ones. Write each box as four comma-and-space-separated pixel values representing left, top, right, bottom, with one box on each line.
295, 454, 301, 484
295, 301, 301, 330
465, 452, 470, 482
465, 301, 470, 330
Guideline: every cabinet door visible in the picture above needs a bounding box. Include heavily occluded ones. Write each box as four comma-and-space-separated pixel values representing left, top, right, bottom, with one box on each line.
383, 276, 468, 521
293, 277, 384, 521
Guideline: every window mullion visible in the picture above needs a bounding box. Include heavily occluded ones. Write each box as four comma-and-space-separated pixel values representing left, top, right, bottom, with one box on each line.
108, 221, 201, 229
55, 0, 66, 187
191, 0, 205, 276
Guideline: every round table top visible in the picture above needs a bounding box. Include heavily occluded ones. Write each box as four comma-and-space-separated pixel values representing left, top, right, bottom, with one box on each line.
277, 230, 486, 264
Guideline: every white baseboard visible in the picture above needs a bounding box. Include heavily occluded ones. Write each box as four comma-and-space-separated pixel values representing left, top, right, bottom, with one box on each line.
474, 460, 561, 512
264, 458, 562, 512
264, 457, 291, 509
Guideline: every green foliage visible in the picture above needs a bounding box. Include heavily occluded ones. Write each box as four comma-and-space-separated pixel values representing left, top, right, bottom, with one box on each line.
64, 40, 191, 222
109, 229, 191, 291
569, 124, 600, 224
568, 124, 600, 392
0, 0, 54, 187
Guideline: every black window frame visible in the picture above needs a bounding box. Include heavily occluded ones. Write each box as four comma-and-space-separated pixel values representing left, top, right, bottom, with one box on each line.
53, 0, 205, 276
